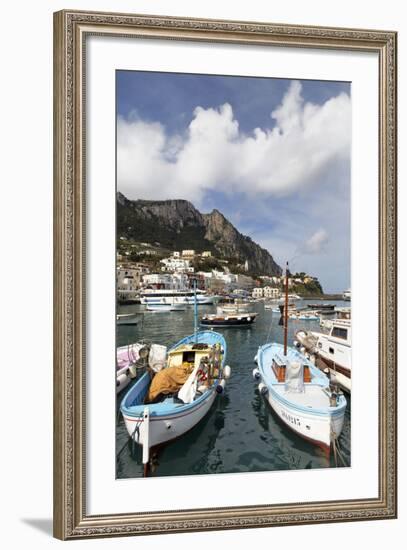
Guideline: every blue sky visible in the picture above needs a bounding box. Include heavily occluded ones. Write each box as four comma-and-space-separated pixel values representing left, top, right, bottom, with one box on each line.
116, 70, 351, 293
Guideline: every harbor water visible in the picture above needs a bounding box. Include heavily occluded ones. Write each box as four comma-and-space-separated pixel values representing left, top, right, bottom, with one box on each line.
116, 300, 351, 478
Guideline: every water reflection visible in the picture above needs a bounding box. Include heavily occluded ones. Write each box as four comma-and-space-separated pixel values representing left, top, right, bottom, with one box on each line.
116, 300, 351, 477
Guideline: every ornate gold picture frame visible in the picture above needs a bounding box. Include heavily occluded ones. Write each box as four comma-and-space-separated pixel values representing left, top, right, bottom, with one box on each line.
53, 9, 397, 540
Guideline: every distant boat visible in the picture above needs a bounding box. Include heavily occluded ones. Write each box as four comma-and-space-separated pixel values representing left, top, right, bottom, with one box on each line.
287, 293, 301, 301
217, 299, 250, 314
342, 289, 351, 301
307, 303, 336, 312
116, 313, 139, 326
141, 288, 219, 306
200, 311, 257, 327
146, 303, 186, 312
254, 261, 347, 453
289, 311, 320, 321
121, 331, 230, 473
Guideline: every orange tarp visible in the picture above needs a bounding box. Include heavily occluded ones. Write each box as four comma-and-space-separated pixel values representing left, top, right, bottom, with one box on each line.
146, 363, 194, 403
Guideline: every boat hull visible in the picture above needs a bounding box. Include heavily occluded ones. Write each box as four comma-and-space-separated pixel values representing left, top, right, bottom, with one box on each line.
201, 314, 256, 327
122, 389, 217, 447
257, 343, 346, 451
296, 329, 351, 393
264, 386, 345, 450
141, 294, 219, 305
317, 355, 351, 393
121, 331, 227, 451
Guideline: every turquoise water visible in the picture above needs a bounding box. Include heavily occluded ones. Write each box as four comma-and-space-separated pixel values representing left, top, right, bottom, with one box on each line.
116, 300, 351, 478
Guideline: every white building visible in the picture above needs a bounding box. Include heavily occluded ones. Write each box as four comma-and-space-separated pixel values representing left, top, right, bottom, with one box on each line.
142, 272, 189, 290
182, 249, 195, 258
252, 287, 264, 298
160, 257, 194, 273
202, 251, 212, 258
263, 286, 281, 299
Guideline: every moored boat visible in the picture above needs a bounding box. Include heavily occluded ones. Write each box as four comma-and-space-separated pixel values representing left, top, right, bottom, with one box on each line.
146, 302, 186, 312
116, 341, 151, 394
342, 289, 351, 301
116, 313, 139, 325
296, 318, 352, 393
289, 311, 320, 321
217, 299, 250, 314
141, 288, 220, 306
200, 311, 257, 327
254, 261, 347, 453
254, 343, 346, 452
120, 330, 230, 472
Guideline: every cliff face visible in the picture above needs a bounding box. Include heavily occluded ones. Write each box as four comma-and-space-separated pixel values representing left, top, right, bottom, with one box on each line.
203, 209, 282, 276
117, 192, 282, 276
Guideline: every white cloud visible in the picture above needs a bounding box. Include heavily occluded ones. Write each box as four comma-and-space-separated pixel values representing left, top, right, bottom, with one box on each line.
303, 228, 329, 254
117, 81, 351, 202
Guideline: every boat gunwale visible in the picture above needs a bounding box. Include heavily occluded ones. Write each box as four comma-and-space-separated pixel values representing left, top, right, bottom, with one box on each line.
120, 330, 226, 419
257, 343, 347, 417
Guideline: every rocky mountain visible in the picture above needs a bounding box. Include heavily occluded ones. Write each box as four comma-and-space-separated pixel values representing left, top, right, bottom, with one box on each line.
117, 192, 282, 276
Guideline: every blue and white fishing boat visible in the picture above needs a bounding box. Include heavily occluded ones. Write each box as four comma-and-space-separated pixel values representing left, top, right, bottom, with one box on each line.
254, 262, 346, 453
120, 287, 231, 474
254, 343, 346, 452
121, 331, 230, 469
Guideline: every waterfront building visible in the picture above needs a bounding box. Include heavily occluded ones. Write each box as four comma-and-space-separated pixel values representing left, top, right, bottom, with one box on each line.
182, 249, 195, 258
236, 274, 255, 291
252, 287, 264, 298
263, 286, 281, 299
160, 257, 193, 273
142, 272, 189, 291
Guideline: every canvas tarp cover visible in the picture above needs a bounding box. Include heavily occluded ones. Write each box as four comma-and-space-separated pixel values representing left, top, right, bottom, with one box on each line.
146, 363, 194, 402
285, 361, 304, 393
148, 344, 167, 372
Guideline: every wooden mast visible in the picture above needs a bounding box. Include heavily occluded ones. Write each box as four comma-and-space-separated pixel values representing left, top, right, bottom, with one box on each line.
284, 261, 289, 356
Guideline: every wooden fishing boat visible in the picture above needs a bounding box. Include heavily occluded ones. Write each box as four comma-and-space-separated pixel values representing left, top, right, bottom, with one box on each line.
254, 343, 346, 452
254, 262, 346, 453
121, 330, 230, 472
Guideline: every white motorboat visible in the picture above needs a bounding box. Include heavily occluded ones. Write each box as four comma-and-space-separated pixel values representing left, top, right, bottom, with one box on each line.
141, 288, 219, 306
342, 289, 351, 301
296, 318, 352, 393
146, 302, 186, 312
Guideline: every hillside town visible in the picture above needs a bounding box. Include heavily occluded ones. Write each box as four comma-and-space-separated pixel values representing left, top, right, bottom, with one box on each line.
117, 246, 323, 303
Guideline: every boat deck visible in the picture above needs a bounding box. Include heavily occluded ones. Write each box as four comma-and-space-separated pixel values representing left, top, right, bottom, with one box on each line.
273, 384, 331, 409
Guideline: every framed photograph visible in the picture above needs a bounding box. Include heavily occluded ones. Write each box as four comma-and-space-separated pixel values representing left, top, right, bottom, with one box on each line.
53, 10, 397, 540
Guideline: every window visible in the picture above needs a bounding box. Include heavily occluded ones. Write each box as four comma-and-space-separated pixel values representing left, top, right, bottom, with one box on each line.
331, 327, 348, 340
